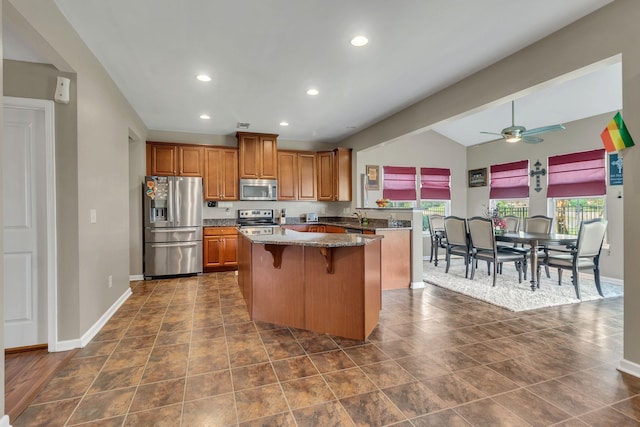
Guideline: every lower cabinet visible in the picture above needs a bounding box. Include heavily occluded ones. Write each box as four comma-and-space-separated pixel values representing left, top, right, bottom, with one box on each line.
203, 227, 238, 270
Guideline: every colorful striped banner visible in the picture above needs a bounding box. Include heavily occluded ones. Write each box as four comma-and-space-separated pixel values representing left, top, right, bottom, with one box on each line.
601, 111, 635, 152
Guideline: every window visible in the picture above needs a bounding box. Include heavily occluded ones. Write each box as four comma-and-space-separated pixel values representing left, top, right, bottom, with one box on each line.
547, 149, 606, 234
491, 199, 529, 222
420, 167, 451, 230
489, 160, 530, 222
382, 166, 416, 203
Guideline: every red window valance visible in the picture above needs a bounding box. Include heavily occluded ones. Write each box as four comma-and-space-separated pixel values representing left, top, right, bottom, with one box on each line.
420, 167, 451, 200
383, 166, 416, 200
490, 160, 529, 199
547, 149, 606, 198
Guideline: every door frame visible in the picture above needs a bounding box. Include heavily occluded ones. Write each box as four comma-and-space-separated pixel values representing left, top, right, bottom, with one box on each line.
4, 96, 57, 352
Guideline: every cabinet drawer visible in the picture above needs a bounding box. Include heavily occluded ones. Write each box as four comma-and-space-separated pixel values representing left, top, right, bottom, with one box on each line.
204, 226, 238, 236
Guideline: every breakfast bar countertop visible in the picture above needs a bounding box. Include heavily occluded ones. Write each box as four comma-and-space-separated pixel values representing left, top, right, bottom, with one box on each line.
239, 226, 382, 247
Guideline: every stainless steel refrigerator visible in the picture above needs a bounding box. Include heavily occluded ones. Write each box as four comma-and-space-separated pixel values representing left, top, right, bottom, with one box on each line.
143, 176, 203, 278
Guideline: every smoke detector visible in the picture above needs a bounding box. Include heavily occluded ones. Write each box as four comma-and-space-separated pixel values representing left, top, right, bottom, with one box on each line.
236, 122, 250, 130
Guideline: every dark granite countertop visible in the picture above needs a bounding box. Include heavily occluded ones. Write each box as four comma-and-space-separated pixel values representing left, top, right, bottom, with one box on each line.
202, 216, 411, 231
238, 227, 382, 247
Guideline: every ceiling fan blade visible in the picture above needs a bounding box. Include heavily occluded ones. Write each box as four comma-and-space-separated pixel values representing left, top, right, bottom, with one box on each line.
480, 131, 504, 136
523, 136, 544, 144
522, 124, 566, 136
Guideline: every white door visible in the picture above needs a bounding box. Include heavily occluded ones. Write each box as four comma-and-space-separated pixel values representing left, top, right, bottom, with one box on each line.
3, 104, 47, 348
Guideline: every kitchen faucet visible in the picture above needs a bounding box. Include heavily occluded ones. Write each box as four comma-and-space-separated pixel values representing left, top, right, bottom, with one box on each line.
352, 211, 367, 225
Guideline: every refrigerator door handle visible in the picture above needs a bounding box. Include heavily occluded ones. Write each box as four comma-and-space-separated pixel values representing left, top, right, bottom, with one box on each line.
149, 228, 200, 233
151, 242, 199, 248
168, 178, 174, 223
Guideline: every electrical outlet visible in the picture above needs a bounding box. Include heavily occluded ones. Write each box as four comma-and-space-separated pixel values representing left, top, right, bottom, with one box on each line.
108, 275, 113, 288
90, 209, 97, 223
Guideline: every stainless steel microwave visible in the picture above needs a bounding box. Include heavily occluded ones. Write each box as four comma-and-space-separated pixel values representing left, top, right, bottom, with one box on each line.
239, 179, 278, 201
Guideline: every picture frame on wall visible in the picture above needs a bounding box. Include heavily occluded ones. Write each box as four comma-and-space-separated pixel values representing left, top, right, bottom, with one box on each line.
366, 165, 380, 190
468, 167, 487, 187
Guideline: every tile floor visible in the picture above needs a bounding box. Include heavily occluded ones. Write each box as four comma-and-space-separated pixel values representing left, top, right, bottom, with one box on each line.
13, 272, 639, 426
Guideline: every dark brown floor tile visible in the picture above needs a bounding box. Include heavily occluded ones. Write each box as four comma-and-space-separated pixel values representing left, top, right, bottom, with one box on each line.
129, 378, 185, 412
454, 365, 519, 395
340, 390, 406, 426
182, 393, 237, 426
281, 375, 336, 409
265, 341, 307, 360
235, 384, 290, 423
420, 373, 485, 407
298, 335, 339, 354
527, 379, 605, 416
103, 348, 151, 371
323, 367, 378, 399
613, 395, 640, 421
72, 415, 126, 426
374, 339, 419, 358
75, 340, 118, 358
185, 369, 233, 401
188, 347, 230, 375
557, 364, 640, 404
550, 418, 590, 427
457, 342, 510, 364
383, 381, 447, 418
272, 355, 319, 381
147, 342, 190, 364
141, 358, 188, 384
360, 360, 415, 388
343, 343, 391, 365
232, 362, 278, 390
153, 330, 192, 347
492, 388, 572, 426
309, 349, 356, 373
331, 335, 367, 348
578, 406, 640, 426
425, 349, 480, 372
13, 398, 80, 427
67, 387, 136, 425
229, 345, 270, 368
260, 328, 296, 344
240, 411, 297, 427
454, 398, 528, 426
292, 400, 354, 426
88, 365, 144, 394
396, 354, 450, 379
33, 374, 95, 404
191, 325, 225, 341
114, 334, 157, 353
123, 404, 182, 427
57, 355, 109, 378
487, 358, 551, 386
411, 408, 472, 426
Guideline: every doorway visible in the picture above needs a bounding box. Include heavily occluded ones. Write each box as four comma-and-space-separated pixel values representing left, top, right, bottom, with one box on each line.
3, 96, 56, 351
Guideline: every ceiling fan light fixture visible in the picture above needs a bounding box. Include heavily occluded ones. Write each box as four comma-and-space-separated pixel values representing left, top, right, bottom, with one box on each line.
505, 135, 521, 143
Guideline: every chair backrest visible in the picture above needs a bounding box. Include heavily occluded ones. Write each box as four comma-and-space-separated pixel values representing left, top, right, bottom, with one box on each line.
524, 215, 552, 234
503, 215, 520, 232
467, 216, 495, 251
577, 219, 608, 257
444, 216, 467, 246
429, 214, 445, 232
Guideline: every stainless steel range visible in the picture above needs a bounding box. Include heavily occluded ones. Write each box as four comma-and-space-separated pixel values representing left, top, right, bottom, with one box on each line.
237, 209, 279, 235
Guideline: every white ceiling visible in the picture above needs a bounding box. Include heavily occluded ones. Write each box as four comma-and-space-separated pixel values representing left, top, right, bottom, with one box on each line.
7, 0, 618, 144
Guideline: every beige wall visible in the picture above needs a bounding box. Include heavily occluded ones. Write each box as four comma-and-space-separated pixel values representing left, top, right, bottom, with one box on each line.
467, 112, 623, 280
0, 2, 4, 417
340, 0, 640, 367
7, 0, 148, 339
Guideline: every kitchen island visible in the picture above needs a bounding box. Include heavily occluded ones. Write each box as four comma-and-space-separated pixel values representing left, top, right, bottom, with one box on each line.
237, 227, 382, 340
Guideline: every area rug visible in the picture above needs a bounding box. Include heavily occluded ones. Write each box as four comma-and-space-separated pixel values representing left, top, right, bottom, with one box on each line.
423, 257, 623, 312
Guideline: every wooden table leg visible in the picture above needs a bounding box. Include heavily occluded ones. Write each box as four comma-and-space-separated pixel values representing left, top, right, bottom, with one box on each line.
529, 239, 539, 291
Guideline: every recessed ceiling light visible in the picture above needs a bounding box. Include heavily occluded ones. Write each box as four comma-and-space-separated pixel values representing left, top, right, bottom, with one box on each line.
306, 89, 319, 96
280, 121, 289, 126
196, 74, 211, 82
200, 114, 210, 120
350, 36, 368, 47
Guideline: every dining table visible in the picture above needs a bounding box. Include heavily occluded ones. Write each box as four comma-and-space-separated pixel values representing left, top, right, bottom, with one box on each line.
496, 231, 578, 291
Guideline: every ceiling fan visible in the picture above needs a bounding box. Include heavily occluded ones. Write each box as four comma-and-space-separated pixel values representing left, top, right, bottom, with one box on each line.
481, 100, 566, 144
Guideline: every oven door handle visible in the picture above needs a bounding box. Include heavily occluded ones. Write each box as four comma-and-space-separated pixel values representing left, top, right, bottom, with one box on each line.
151, 242, 199, 248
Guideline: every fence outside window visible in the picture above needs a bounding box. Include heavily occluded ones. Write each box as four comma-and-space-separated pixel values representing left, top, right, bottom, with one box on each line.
554, 198, 605, 234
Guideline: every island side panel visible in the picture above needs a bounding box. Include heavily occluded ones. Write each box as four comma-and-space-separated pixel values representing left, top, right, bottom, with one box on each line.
378, 229, 410, 290
304, 245, 367, 340
363, 239, 382, 337
250, 243, 305, 329
237, 233, 252, 313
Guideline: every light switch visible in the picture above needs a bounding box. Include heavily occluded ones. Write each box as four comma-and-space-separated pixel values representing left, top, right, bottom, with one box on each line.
90, 209, 97, 223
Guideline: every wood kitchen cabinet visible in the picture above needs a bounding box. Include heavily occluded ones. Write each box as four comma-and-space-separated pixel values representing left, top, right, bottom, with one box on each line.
204, 147, 238, 200
237, 132, 278, 179
203, 227, 238, 270
278, 150, 317, 200
147, 142, 203, 176
317, 148, 352, 201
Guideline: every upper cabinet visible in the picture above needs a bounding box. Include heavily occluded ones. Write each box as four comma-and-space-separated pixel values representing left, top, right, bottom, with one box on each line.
204, 147, 239, 200
278, 151, 317, 201
237, 132, 278, 179
317, 148, 352, 201
147, 142, 203, 176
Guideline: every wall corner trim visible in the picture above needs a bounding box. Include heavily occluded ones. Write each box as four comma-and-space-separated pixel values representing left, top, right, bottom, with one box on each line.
0, 414, 12, 427
410, 281, 425, 289
79, 288, 133, 348
618, 359, 640, 379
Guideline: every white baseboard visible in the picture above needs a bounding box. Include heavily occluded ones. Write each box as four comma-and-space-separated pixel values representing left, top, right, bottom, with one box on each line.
54, 338, 82, 352
0, 414, 12, 427
80, 287, 132, 347
410, 281, 425, 289
618, 358, 640, 379
601, 275, 623, 286
129, 274, 144, 281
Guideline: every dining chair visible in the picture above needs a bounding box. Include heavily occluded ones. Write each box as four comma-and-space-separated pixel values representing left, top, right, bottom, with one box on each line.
497, 215, 521, 263
467, 217, 527, 286
428, 214, 446, 264
443, 216, 472, 278
540, 218, 608, 299
519, 215, 554, 279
